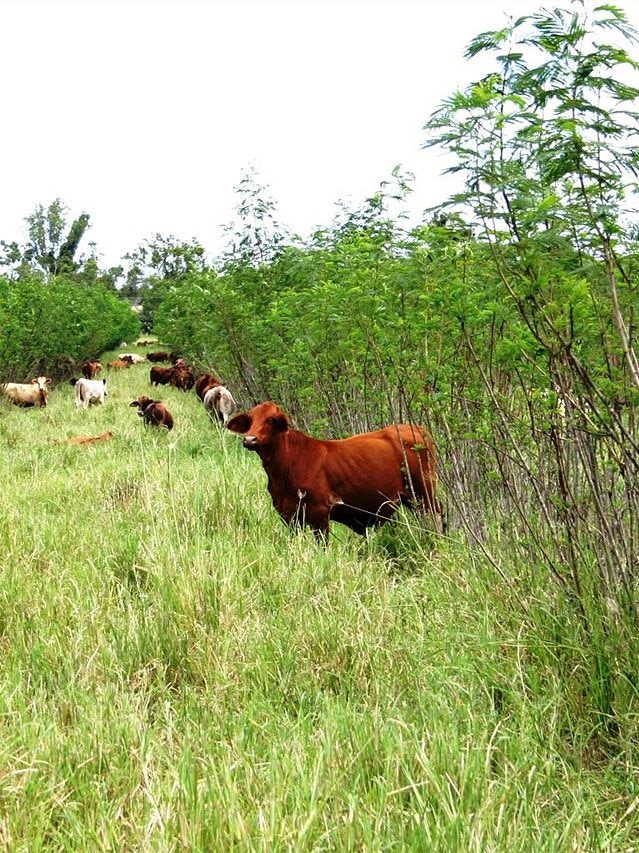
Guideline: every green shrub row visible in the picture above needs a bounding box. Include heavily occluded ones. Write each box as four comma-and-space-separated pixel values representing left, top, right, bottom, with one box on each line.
0, 273, 140, 379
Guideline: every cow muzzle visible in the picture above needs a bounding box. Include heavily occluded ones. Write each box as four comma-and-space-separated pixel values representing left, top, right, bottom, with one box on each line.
243, 435, 259, 450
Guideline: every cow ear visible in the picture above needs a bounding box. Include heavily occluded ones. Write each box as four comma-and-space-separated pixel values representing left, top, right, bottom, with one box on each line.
129, 400, 140, 408
269, 414, 289, 433
227, 413, 251, 434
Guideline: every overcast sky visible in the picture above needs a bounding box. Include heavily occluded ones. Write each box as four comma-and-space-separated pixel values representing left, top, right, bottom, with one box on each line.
2, 0, 638, 269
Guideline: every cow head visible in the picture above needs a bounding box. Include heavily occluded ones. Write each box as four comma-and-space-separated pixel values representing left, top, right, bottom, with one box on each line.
227, 401, 289, 451
30, 376, 51, 406
130, 396, 155, 412
30, 376, 51, 389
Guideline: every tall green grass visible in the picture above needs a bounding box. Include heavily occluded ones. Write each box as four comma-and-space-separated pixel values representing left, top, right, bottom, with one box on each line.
0, 351, 637, 849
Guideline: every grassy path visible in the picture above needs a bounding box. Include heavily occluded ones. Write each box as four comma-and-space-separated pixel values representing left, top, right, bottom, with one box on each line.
0, 347, 636, 849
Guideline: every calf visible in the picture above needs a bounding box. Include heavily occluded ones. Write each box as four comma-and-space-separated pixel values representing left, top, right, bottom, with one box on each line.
0, 376, 51, 408
129, 396, 174, 430
203, 385, 236, 425
107, 359, 131, 370
72, 378, 108, 409
82, 360, 103, 379
227, 401, 439, 540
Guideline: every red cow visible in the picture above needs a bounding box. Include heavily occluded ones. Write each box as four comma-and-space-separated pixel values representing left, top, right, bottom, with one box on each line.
227, 401, 439, 540
150, 366, 173, 386
129, 396, 174, 430
195, 373, 220, 401
169, 366, 195, 391
82, 360, 103, 379
147, 351, 171, 363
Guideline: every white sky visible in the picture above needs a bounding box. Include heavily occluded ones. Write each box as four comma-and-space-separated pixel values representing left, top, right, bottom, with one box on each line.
2, 0, 638, 269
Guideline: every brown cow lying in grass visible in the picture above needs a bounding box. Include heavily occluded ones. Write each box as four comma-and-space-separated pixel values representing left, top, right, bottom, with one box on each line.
0, 376, 51, 407
227, 401, 440, 540
56, 431, 114, 445
130, 396, 174, 430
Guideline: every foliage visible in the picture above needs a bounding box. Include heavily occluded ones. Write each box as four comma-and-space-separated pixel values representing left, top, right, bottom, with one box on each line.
1, 199, 93, 278
154, 170, 428, 431
219, 166, 289, 270
123, 234, 207, 332
0, 273, 140, 378
419, 1, 639, 617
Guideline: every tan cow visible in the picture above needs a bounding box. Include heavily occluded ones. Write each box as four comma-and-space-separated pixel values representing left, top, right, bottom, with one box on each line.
0, 376, 51, 407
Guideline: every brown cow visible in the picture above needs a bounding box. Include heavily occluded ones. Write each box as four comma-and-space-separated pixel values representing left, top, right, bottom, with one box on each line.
57, 431, 114, 445
82, 360, 102, 379
169, 366, 195, 391
147, 351, 171, 363
107, 359, 131, 370
150, 365, 173, 386
227, 401, 439, 540
195, 373, 220, 401
130, 396, 174, 430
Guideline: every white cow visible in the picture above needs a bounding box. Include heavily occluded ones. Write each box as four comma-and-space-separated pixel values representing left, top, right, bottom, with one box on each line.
203, 385, 236, 425
119, 353, 146, 364
74, 378, 108, 409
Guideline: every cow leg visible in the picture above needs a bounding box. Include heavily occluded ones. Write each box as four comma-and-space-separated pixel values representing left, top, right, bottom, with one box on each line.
305, 503, 330, 543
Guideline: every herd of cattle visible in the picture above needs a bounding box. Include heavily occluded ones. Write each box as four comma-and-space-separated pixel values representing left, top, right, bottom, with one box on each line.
0, 350, 237, 433
1, 348, 441, 540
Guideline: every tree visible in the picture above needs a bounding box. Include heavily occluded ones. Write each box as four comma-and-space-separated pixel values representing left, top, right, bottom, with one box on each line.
220, 166, 289, 270
123, 234, 206, 331
1, 199, 92, 278
423, 1, 639, 612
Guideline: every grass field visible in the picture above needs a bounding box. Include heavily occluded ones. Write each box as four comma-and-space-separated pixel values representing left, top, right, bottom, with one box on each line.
0, 349, 638, 850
